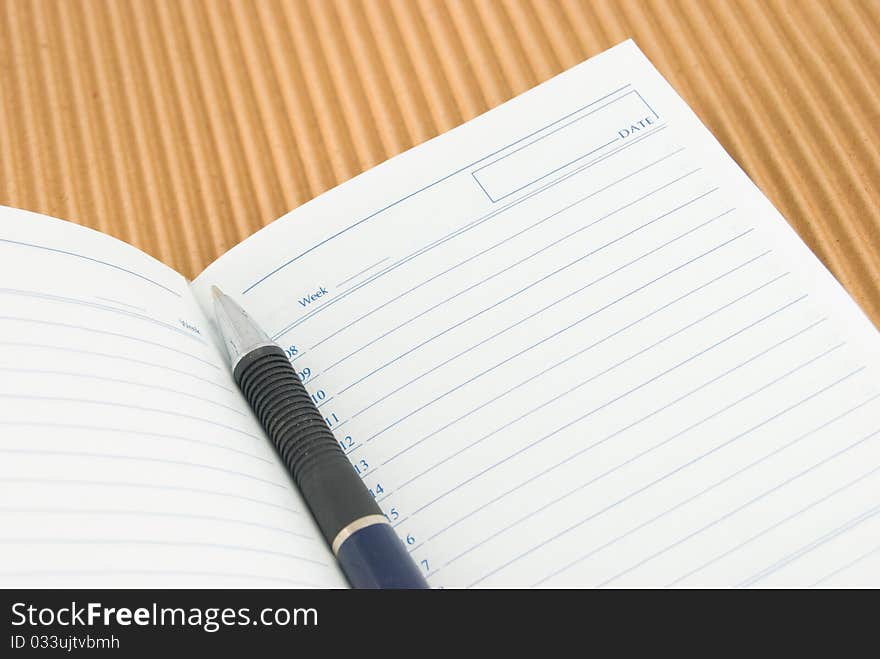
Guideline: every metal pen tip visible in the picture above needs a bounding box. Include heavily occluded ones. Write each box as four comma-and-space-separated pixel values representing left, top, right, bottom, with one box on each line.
211, 285, 274, 371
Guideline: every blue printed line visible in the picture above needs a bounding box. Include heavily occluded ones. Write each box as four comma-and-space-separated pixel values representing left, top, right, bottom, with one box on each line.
593, 376, 876, 588
0, 394, 260, 440
410, 294, 810, 535
0, 238, 181, 297
384, 253, 774, 468
0, 421, 271, 463
243, 83, 635, 294
424, 318, 829, 551
0, 507, 314, 540
0, 315, 219, 369
0, 341, 233, 392
94, 296, 146, 312
0, 536, 328, 567
810, 541, 880, 587
739, 499, 880, 588
337, 257, 390, 288
322, 171, 708, 375
475, 134, 622, 203
359, 224, 751, 441
468, 367, 864, 587
0, 448, 285, 489
634, 90, 659, 119
0, 288, 204, 343
308, 147, 686, 350
342, 191, 725, 399
275, 127, 673, 340
665, 404, 880, 587
0, 368, 242, 414
394, 274, 795, 494
472, 91, 637, 181
0, 477, 301, 514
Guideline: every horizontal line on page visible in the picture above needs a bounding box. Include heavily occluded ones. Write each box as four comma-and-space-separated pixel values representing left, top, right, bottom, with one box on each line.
244, 83, 635, 294
424, 318, 833, 555
0, 238, 181, 297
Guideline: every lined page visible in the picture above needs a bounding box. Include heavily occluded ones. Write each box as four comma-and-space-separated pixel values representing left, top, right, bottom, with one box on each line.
194, 41, 880, 588
0, 207, 343, 587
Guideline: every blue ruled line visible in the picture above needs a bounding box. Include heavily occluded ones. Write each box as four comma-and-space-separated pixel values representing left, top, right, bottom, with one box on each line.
594, 408, 879, 588
360, 226, 753, 441
309, 151, 691, 350
244, 84, 635, 294
322, 177, 711, 375
467, 367, 864, 587
424, 318, 829, 553
0, 238, 181, 297
409, 295, 810, 534
384, 252, 774, 468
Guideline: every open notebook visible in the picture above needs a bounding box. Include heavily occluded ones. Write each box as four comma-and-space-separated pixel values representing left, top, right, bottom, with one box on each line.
2, 41, 879, 588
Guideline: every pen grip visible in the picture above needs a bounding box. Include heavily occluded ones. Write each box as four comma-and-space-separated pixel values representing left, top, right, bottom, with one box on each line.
233, 345, 381, 546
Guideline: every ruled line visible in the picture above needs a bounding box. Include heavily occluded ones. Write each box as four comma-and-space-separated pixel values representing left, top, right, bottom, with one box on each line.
336, 257, 390, 288
666, 415, 880, 587
271, 128, 673, 337
244, 83, 636, 294
307, 149, 688, 349
0, 507, 315, 540
0, 238, 181, 296
551, 388, 879, 587
594, 420, 880, 587
0, 569, 319, 587
0, 538, 329, 567
0, 421, 271, 462
394, 279, 801, 495
0, 287, 202, 342
0, 448, 285, 488
359, 226, 753, 440
424, 318, 831, 552
0, 394, 260, 440
739, 499, 880, 588
0, 478, 301, 514
94, 296, 147, 312
0, 367, 243, 415
0, 341, 234, 392
409, 295, 810, 529
0, 315, 220, 368
322, 177, 712, 375
810, 541, 880, 587
467, 367, 864, 587
384, 252, 772, 467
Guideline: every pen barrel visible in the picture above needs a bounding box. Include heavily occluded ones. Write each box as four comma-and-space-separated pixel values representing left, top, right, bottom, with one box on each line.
233, 345, 382, 546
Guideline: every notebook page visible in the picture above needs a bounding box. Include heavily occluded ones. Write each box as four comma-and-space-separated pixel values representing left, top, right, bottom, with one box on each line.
193, 41, 880, 588
0, 207, 343, 587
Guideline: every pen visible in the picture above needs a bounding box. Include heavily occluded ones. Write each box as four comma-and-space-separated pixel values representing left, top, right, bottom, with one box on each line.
211, 286, 429, 589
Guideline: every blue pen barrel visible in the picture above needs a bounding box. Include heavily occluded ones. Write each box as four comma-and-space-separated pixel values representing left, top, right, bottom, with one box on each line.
336, 522, 429, 589
230, 341, 428, 589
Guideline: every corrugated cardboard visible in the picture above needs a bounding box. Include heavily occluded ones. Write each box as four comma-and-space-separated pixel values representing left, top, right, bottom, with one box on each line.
0, 0, 877, 325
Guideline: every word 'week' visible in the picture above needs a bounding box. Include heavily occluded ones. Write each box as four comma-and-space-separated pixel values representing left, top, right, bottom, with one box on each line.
299, 286, 329, 307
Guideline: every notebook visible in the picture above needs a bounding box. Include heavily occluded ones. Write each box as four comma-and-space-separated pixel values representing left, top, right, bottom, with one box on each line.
2, 40, 879, 588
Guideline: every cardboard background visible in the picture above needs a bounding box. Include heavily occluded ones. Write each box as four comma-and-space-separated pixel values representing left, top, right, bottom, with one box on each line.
1, 0, 877, 324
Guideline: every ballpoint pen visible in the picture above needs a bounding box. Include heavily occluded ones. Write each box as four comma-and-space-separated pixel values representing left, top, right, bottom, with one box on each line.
211, 286, 429, 589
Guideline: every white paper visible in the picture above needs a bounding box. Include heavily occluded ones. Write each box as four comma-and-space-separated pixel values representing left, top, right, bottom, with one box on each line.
193, 41, 880, 588
0, 207, 344, 587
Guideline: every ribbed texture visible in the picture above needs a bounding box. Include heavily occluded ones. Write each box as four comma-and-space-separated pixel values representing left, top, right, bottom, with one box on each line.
236, 347, 345, 484
0, 0, 877, 324
236, 345, 381, 543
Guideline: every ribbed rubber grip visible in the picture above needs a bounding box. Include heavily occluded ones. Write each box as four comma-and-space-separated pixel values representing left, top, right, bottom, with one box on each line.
233, 345, 382, 545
